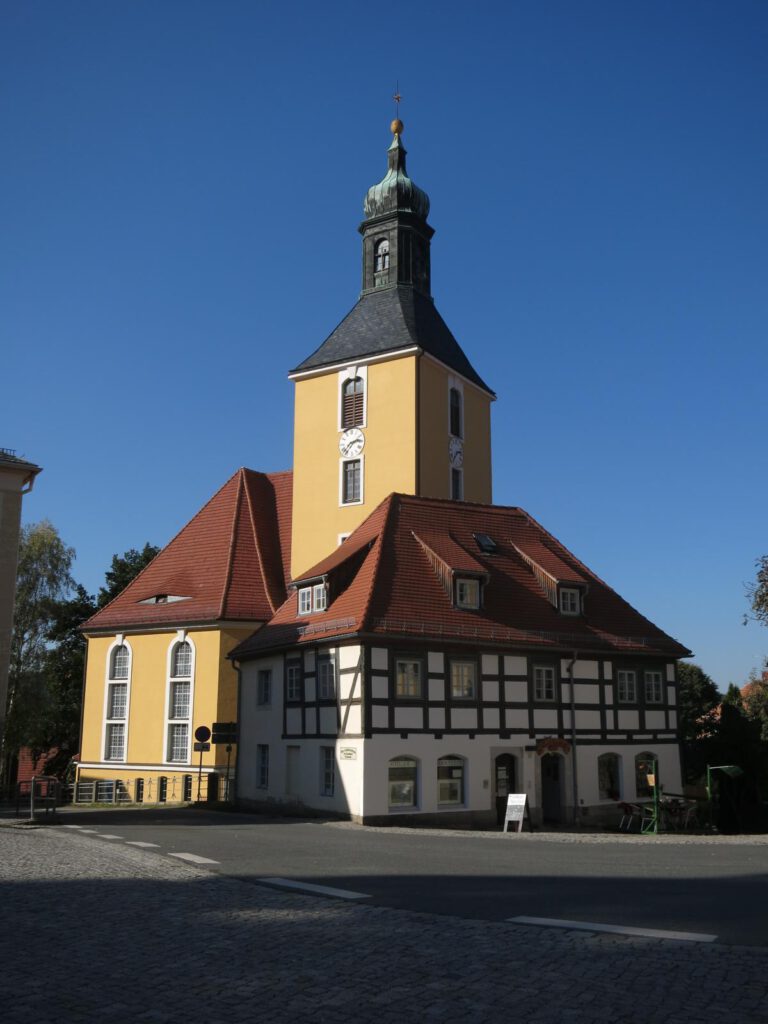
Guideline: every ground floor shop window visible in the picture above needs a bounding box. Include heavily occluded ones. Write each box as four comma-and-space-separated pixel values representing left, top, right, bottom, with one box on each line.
437, 756, 465, 805
598, 752, 621, 800
389, 756, 417, 808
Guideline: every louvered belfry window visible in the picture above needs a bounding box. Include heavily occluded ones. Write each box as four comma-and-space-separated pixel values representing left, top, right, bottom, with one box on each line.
342, 376, 364, 428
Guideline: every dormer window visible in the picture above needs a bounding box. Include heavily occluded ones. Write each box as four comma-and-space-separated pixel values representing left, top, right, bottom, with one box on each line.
455, 578, 480, 609
298, 583, 327, 615
559, 588, 581, 616
374, 238, 390, 272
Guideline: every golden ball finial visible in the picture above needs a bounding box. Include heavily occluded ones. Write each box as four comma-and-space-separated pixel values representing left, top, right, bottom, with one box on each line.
391, 118, 404, 136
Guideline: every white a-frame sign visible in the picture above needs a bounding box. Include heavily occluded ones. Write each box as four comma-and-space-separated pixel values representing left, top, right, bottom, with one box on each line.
503, 793, 529, 833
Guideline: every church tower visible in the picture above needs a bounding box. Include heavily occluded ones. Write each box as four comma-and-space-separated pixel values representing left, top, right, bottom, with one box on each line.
289, 121, 495, 577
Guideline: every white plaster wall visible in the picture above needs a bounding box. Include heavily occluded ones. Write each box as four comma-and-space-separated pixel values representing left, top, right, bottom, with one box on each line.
428, 652, 444, 674
394, 707, 423, 730
482, 654, 499, 676
371, 647, 388, 670
372, 675, 388, 698
361, 735, 533, 818
645, 710, 666, 731
576, 742, 682, 807
482, 680, 499, 703
505, 680, 528, 702
238, 655, 284, 800
429, 678, 445, 701
451, 708, 478, 730
504, 656, 527, 676
561, 659, 599, 679
617, 709, 640, 731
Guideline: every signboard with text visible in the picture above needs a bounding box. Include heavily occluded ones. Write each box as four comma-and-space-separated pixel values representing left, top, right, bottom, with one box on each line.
503, 794, 528, 833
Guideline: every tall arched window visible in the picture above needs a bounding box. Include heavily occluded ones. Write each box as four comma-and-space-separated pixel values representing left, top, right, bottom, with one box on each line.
167, 640, 193, 763
105, 640, 131, 761
598, 753, 622, 800
342, 376, 365, 428
635, 751, 656, 799
374, 238, 390, 273
389, 756, 417, 808
110, 644, 129, 680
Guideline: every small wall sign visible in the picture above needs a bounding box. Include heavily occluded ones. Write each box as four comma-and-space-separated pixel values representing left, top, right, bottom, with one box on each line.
339, 748, 357, 760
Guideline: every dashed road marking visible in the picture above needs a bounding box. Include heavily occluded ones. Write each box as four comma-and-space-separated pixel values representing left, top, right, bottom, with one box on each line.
78, 829, 99, 834
508, 916, 718, 943
61, 824, 84, 829
168, 852, 220, 865
258, 877, 370, 901
94, 834, 123, 840
125, 841, 160, 848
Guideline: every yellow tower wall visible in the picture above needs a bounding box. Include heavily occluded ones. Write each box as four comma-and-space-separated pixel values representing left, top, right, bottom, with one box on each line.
291, 355, 417, 577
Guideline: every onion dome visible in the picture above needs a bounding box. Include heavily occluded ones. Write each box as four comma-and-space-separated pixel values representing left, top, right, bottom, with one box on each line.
363, 121, 430, 222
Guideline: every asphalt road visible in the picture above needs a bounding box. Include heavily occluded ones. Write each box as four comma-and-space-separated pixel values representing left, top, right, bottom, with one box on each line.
52, 805, 768, 946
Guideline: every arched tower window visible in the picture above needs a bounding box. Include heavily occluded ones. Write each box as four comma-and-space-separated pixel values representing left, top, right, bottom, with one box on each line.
374, 238, 390, 273
342, 376, 365, 428
172, 641, 192, 678
449, 387, 463, 438
167, 640, 193, 763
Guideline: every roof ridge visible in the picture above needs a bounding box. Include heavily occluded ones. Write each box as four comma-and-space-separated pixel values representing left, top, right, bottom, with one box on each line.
245, 472, 279, 616
218, 469, 245, 620
82, 468, 245, 629
358, 494, 398, 632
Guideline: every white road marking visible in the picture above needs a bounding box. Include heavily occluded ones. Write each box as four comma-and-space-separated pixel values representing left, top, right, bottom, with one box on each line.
258, 877, 370, 901
94, 834, 123, 840
508, 915, 718, 943
125, 841, 160, 848
168, 852, 220, 865
78, 829, 99, 834
61, 824, 84, 829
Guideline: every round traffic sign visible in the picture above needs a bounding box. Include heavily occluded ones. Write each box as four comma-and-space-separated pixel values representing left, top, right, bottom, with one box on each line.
194, 725, 212, 742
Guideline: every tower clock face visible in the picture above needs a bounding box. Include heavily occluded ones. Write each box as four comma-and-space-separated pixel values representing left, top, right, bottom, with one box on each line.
339, 428, 365, 458
449, 437, 464, 467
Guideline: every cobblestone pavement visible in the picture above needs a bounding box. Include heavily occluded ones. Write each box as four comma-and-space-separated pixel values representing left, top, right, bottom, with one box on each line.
3, 826, 768, 1024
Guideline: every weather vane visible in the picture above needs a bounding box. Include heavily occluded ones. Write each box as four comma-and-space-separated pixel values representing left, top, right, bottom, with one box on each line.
393, 83, 402, 119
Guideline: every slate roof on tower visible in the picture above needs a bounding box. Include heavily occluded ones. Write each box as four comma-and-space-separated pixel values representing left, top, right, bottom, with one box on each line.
231, 493, 691, 659
83, 469, 292, 632
289, 287, 494, 395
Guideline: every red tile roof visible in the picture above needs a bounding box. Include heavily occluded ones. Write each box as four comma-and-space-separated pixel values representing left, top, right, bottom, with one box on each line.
83, 469, 292, 632
232, 493, 691, 659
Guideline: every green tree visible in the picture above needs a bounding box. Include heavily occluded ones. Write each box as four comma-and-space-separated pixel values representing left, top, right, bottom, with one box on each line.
97, 543, 159, 609
1, 521, 75, 788
746, 555, 768, 627
677, 662, 721, 783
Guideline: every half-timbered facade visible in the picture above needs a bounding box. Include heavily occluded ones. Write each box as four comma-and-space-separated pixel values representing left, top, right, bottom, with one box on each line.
234, 494, 690, 827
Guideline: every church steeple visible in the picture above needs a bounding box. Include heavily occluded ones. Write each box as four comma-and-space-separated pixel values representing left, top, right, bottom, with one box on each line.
359, 120, 434, 297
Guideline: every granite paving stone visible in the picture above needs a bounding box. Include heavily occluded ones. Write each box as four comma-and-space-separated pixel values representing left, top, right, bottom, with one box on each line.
2, 826, 767, 1023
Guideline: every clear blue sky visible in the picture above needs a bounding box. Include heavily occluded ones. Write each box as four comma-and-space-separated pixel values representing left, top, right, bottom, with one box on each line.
3, 1, 766, 691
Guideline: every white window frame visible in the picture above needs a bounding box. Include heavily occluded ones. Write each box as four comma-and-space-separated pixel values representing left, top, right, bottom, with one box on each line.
644, 670, 664, 704
388, 756, 418, 809
447, 376, 464, 439
320, 746, 335, 797
102, 636, 132, 762
534, 665, 556, 701
450, 660, 476, 700
437, 755, 466, 806
450, 466, 463, 501
257, 744, 269, 789
455, 578, 480, 609
313, 583, 327, 612
337, 365, 368, 431
286, 660, 302, 703
298, 587, 312, 615
559, 588, 581, 615
617, 669, 637, 703
339, 455, 364, 506
395, 658, 422, 698
317, 656, 336, 701
164, 632, 195, 765
257, 668, 272, 706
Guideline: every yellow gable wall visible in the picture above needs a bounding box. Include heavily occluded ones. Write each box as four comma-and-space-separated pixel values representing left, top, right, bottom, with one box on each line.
80, 626, 255, 776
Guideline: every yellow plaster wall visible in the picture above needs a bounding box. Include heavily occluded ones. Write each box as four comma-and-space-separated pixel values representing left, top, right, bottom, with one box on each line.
80, 626, 253, 775
291, 356, 417, 577
418, 356, 493, 504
